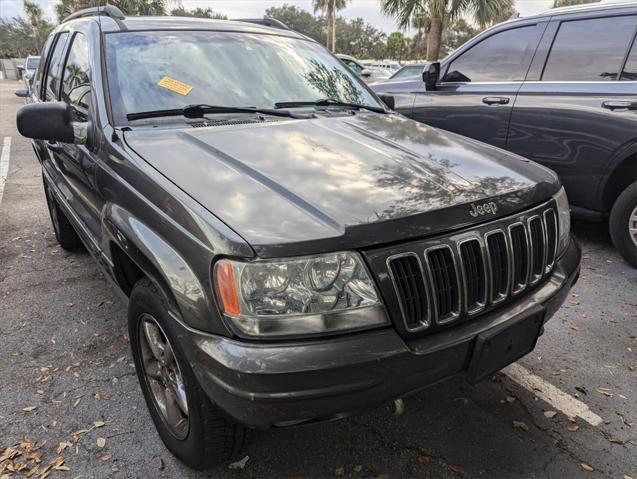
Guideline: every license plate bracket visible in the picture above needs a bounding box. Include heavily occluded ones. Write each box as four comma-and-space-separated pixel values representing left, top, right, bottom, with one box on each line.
467, 308, 544, 384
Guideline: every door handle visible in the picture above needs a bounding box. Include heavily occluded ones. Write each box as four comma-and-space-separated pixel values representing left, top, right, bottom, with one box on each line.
602, 100, 637, 111
482, 97, 510, 105
46, 141, 64, 153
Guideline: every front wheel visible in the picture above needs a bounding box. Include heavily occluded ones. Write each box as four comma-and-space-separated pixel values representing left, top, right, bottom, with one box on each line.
128, 278, 249, 469
609, 181, 637, 268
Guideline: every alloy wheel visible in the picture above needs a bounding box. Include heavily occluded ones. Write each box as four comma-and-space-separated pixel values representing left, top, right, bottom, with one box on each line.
629, 205, 637, 248
138, 314, 190, 440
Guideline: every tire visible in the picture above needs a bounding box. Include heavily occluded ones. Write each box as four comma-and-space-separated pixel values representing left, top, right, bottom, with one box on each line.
609, 181, 637, 268
128, 278, 249, 470
42, 176, 83, 251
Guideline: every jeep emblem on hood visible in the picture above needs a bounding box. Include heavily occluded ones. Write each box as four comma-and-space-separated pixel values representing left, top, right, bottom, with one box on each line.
469, 201, 498, 217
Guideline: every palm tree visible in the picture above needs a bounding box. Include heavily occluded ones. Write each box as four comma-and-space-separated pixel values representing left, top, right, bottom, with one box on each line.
381, 0, 514, 61
312, 0, 348, 52
55, 0, 167, 22
553, 0, 600, 7
23, 0, 44, 51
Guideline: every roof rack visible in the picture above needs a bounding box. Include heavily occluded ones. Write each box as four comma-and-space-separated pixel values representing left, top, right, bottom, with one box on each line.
63, 4, 125, 23
235, 17, 290, 30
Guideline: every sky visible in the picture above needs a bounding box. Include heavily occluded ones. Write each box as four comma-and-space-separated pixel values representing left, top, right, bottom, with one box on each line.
0, 0, 628, 30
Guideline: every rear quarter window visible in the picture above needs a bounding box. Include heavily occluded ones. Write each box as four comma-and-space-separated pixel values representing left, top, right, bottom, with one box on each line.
542, 15, 637, 81
622, 38, 637, 81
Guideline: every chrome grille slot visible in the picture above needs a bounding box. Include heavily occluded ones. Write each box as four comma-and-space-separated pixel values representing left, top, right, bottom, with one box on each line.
459, 239, 487, 313
529, 216, 545, 283
486, 231, 509, 303
509, 224, 529, 293
378, 201, 559, 335
544, 209, 558, 270
426, 246, 460, 323
387, 254, 429, 330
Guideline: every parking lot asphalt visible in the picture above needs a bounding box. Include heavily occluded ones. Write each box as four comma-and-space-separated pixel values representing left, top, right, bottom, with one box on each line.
0, 78, 636, 479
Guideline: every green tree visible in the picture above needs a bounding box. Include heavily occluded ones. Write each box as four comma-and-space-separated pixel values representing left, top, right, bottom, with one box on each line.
386, 31, 410, 61
335, 17, 386, 59
265, 4, 325, 44
170, 6, 227, 19
22, 0, 45, 52
312, 0, 348, 52
55, 0, 166, 22
553, 0, 600, 7
0, 16, 53, 57
381, 0, 514, 61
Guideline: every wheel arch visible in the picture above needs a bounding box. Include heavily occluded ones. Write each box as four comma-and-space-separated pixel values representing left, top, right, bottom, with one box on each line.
601, 152, 637, 213
102, 203, 228, 334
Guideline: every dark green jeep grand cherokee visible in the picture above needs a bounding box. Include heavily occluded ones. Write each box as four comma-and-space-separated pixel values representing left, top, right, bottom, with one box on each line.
16, 6, 580, 470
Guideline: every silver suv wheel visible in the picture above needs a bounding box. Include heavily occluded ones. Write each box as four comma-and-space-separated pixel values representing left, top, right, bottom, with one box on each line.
629, 205, 637, 248
139, 314, 190, 440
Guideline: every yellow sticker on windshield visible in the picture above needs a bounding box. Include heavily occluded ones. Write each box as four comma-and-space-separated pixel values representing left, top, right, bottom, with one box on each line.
158, 76, 193, 96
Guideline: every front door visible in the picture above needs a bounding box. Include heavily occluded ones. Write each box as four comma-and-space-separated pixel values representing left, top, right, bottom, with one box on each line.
410, 23, 546, 149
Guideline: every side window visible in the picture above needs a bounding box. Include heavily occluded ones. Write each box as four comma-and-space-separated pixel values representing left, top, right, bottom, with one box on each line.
34, 35, 54, 99
61, 33, 92, 119
346, 60, 363, 75
542, 16, 636, 81
621, 38, 637, 81
44, 32, 70, 101
442, 26, 542, 83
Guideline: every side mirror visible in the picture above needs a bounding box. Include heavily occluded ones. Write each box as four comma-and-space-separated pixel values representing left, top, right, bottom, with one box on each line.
378, 94, 395, 110
14, 89, 29, 98
16, 102, 86, 145
361, 68, 372, 78
422, 62, 440, 91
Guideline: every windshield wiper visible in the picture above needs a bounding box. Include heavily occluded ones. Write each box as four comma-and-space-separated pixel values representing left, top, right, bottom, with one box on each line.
274, 98, 387, 114
126, 104, 308, 122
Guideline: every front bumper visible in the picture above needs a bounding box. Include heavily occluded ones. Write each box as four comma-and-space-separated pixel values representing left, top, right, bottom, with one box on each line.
178, 236, 580, 429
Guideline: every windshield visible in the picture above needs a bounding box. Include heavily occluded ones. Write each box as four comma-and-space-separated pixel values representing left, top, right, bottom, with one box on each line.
26, 57, 39, 69
105, 31, 381, 123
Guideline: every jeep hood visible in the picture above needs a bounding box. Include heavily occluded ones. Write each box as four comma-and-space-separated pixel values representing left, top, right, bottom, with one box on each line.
123, 114, 559, 257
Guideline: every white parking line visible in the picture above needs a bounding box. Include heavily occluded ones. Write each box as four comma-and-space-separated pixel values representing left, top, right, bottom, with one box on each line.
503, 362, 603, 426
0, 136, 11, 207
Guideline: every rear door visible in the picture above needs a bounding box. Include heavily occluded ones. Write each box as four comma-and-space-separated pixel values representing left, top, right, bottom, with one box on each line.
410, 23, 546, 148
506, 12, 637, 213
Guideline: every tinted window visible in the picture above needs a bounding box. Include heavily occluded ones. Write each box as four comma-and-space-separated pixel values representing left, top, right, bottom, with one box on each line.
34, 36, 53, 99
344, 59, 363, 75
443, 26, 541, 83
62, 33, 92, 117
45, 32, 69, 101
622, 38, 637, 81
391, 65, 423, 80
543, 16, 636, 81
26, 57, 39, 69
106, 31, 380, 123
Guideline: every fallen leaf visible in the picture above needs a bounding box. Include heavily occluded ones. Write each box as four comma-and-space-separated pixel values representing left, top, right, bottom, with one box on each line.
111, 466, 120, 473
22, 406, 36, 412
353, 465, 362, 472
93, 421, 105, 428
96, 438, 106, 448
513, 420, 529, 431
417, 455, 432, 463
157, 458, 165, 470
335, 467, 345, 476
597, 388, 613, 397
449, 464, 465, 476
544, 411, 557, 418
100, 454, 112, 462
570, 325, 580, 331
623, 475, 633, 479
506, 396, 516, 403
569, 297, 580, 306
567, 422, 579, 432
228, 455, 249, 470
581, 463, 594, 472
72, 396, 82, 408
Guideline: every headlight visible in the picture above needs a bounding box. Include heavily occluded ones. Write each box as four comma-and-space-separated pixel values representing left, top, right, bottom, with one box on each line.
553, 187, 571, 256
213, 252, 387, 337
